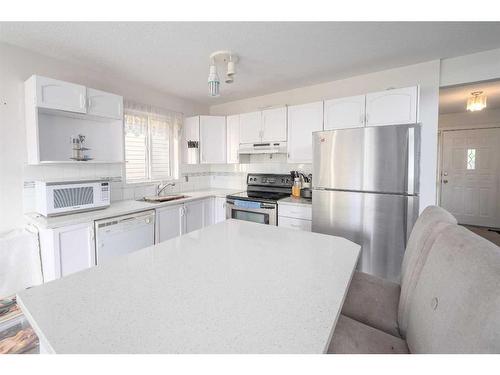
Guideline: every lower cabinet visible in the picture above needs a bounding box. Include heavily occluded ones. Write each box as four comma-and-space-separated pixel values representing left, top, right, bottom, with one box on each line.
156, 198, 216, 243
38, 197, 222, 282
214, 197, 227, 223
278, 202, 312, 232
156, 204, 183, 243
39, 222, 95, 282
278, 216, 312, 232
184, 200, 205, 234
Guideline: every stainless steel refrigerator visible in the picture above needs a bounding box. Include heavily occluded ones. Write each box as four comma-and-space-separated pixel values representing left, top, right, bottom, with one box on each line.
312, 124, 420, 282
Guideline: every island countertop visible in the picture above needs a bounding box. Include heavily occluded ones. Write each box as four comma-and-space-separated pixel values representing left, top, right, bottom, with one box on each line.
17, 220, 360, 354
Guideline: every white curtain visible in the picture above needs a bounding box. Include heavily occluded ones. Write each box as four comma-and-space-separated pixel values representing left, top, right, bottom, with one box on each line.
124, 101, 183, 182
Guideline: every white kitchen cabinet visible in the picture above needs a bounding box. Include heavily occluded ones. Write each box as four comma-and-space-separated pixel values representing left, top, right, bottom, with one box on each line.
214, 197, 227, 223
278, 204, 312, 220
38, 222, 95, 282
184, 199, 205, 233
365, 86, 419, 126
226, 115, 240, 163
25, 75, 124, 164
156, 198, 215, 242
30, 75, 87, 114
200, 116, 226, 164
278, 202, 312, 232
239, 111, 262, 144
183, 116, 200, 165
86, 88, 123, 119
203, 198, 215, 227
287, 101, 324, 163
324, 95, 366, 130
278, 216, 312, 232
262, 107, 287, 142
156, 204, 183, 243
239, 108, 286, 144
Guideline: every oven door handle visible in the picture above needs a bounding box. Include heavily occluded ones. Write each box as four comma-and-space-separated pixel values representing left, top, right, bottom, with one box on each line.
260, 203, 276, 209
225, 200, 276, 210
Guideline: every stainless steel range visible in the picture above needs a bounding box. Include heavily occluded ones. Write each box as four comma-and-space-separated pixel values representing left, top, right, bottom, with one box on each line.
226, 174, 292, 225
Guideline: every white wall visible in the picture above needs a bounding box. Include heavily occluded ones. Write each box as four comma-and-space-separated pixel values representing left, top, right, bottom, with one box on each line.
439, 108, 500, 130
440, 48, 500, 87
210, 61, 441, 212
440, 49, 500, 87
0, 42, 207, 234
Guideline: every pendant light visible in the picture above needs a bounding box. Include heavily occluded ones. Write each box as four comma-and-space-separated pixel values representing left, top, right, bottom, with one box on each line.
207, 62, 220, 97
466, 91, 487, 112
207, 51, 238, 97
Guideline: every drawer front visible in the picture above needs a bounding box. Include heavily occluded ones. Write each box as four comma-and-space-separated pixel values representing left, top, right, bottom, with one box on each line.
278, 216, 312, 232
278, 204, 312, 220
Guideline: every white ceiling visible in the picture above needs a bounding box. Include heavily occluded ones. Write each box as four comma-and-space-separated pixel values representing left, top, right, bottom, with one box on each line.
2, 22, 500, 106
440, 80, 500, 114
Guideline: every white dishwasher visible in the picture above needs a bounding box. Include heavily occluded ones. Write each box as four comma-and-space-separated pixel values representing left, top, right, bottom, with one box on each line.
95, 210, 155, 264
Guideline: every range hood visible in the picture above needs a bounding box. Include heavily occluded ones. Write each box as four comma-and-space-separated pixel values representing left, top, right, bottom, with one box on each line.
239, 142, 287, 155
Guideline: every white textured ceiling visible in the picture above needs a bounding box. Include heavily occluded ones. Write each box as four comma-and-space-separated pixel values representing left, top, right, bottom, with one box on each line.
2, 22, 500, 105
440, 80, 500, 114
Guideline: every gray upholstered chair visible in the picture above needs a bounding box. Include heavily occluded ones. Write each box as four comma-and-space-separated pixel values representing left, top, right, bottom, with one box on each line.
329, 222, 500, 353
329, 206, 457, 353
340, 206, 457, 337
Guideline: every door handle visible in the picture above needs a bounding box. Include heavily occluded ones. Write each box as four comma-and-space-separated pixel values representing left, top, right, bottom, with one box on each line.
442, 180, 449, 184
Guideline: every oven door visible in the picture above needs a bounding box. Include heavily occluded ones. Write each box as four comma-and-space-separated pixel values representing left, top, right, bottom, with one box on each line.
226, 199, 277, 225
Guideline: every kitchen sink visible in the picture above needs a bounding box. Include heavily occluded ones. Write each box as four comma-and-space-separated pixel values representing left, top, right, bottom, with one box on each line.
137, 195, 189, 203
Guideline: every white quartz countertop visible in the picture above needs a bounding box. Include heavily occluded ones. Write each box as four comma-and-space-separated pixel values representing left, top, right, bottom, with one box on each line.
278, 196, 312, 206
17, 220, 360, 354
25, 189, 240, 229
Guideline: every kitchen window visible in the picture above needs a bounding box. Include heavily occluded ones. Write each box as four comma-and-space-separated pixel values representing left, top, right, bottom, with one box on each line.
124, 101, 182, 183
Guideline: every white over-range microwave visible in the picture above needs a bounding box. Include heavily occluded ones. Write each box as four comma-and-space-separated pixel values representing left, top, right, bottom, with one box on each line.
35, 180, 110, 217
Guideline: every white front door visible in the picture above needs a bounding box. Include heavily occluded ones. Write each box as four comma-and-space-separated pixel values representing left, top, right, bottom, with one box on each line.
440, 128, 500, 228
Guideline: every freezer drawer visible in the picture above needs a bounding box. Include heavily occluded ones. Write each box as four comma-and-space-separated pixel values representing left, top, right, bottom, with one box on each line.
312, 189, 418, 282
312, 124, 420, 194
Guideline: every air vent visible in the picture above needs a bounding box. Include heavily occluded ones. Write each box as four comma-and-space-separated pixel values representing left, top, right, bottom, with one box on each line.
53, 186, 93, 208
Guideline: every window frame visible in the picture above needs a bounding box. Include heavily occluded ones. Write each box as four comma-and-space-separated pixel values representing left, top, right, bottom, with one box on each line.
124, 104, 181, 185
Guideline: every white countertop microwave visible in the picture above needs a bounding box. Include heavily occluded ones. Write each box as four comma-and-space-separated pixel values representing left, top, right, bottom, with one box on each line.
35, 179, 110, 217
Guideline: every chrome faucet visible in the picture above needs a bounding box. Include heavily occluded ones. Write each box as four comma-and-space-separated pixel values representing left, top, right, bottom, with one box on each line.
156, 182, 176, 196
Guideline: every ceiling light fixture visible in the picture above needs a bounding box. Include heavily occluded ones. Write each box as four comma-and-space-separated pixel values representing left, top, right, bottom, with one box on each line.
208, 51, 238, 97
466, 91, 487, 112
207, 62, 220, 97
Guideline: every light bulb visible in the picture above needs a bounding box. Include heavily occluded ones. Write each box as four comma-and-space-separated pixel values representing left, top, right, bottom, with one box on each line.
208, 64, 220, 97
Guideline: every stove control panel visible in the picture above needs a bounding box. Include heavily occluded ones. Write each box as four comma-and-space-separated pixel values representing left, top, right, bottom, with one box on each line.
247, 174, 292, 187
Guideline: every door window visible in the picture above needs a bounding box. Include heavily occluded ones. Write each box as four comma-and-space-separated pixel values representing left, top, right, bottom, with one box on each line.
231, 209, 269, 224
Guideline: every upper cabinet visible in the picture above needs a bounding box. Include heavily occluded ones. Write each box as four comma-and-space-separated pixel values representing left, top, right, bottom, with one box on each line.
182, 116, 200, 165
200, 116, 226, 164
33, 76, 87, 113
287, 101, 324, 163
226, 115, 240, 164
25, 75, 124, 164
86, 88, 123, 119
324, 95, 366, 130
365, 86, 419, 126
262, 107, 287, 142
239, 111, 262, 144
239, 107, 287, 144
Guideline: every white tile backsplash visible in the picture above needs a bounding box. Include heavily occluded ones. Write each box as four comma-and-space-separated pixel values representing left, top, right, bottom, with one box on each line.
23, 158, 311, 214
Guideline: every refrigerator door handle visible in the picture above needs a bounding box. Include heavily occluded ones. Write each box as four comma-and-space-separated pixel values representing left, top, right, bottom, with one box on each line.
406, 127, 415, 195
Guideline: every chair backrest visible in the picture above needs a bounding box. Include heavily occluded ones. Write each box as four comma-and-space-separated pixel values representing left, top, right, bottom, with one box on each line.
406, 225, 500, 353
397, 206, 457, 337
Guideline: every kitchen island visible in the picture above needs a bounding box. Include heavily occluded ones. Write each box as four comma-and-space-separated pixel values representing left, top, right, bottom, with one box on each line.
17, 220, 360, 354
